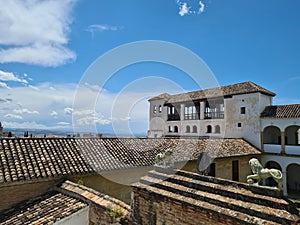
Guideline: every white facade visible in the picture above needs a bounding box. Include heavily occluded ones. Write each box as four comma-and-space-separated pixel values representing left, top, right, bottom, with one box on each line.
148, 89, 272, 148
148, 82, 300, 196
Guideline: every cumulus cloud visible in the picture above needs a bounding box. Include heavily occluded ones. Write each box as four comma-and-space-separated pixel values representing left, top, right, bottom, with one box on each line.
64, 107, 73, 115
179, 3, 190, 16
0, 70, 27, 83
177, 0, 205, 16
5, 114, 23, 119
0, 0, 76, 66
13, 108, 39, 114
50, 111, 58, 117
0, 81, 10, 89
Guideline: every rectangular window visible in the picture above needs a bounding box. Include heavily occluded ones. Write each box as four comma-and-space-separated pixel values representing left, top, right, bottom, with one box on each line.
208, 163, 216, 177
240, 107, 246, 114
232, 160, 239, 181
237, 122, 242, 128
184, 103, 200, 120
167, 105, 180, 121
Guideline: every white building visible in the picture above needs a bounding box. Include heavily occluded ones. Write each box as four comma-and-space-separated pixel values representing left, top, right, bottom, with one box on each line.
148, 81, 300, 195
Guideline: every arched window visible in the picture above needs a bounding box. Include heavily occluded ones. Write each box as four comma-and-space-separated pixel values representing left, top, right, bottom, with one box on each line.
215, 125, 220, 134
153, 105, 157, 114
174, 126, 178, 133
168, 126, 173, 132
263, 126, 281, 144
158, 105, 162, 113
186, 125, 190, 133
192, 125, 197, 133
207, 125, 212, 133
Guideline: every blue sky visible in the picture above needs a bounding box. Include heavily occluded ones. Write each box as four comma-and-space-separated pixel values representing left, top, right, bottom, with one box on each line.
0, 0, 300, 135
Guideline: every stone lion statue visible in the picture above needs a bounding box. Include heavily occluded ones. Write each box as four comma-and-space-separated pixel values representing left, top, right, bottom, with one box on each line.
155, 149, 173, 167
247, 158, 282, 190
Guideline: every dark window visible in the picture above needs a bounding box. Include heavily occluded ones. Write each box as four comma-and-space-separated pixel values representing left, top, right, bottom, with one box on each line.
232, 160, 239, 181
168, 126, 173, 132
215, 125, 220, 134
186, 126, 190, 133
174, 126, 178, 133
184, 102, 200, 120
192, 125, 197, 133
207, 125, 212, 133
241, 107, 246, 114
208, 163, 216, 177
153, 105, 157, 114
167, 105, 180, 121
238, 123, 242, 128
159, 105, 162, 113
204, 99, 224, 119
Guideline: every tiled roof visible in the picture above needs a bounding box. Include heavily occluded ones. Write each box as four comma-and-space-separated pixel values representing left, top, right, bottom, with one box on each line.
0, 191, 87, 224
149, 81, 276, 104
0, 137, 261, 184
261, 104, 300, 118
58, 180, 130, 216
133, 169, 300, 224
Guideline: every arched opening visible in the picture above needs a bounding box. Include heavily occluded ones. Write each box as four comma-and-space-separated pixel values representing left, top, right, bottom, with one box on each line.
158, 105, 162, 113
153, 105, 157, 114
174, 126, 178, 133
168, 126, 173, 132
206, 125, 212, 134
263, 126, 281, 144
215, 125, 220, 134
285, 125, 300, 145
287, 163, 300, 196
192, 125, 197, 133
186, 125, 190, 133
265, 161, 282, 187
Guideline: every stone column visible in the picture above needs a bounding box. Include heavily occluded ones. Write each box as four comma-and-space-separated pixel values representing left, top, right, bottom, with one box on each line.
260, 131, 264, 152
180, 104, 185, 121
282, 169, 288, 196
281, 131, 286, 155
200, 101, 205, 120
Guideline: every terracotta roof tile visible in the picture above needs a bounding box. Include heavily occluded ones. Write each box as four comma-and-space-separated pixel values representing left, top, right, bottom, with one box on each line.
261, 104, 300, 118
133, 169, 300, 224
149, 81, 276, 104
0, 137, 260, 184
0, 191, 87, 224
58, 180, 130, 214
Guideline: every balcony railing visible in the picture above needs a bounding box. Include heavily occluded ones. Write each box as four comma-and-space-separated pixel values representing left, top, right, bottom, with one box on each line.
167, 114, 180, 121
184, 113, 200, 120
204, 111, 224, 119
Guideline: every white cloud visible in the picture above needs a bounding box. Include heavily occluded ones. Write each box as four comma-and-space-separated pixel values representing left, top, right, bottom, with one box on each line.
0, 70, 27, 83
57, 121, 70, 125
0, 0, 76, 66
86, 24, 123, 33
13, 108, 39, 114
179, 3, 190, 16
5, 114, 23, 119
50, 111, 58, 117
177, 0, 205, 16
64, 107, 73, 115
0, 81, 10, 89
199, 1, 205, 13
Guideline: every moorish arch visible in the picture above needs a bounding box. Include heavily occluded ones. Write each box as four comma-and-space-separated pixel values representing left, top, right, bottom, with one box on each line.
264, 161, 282, 187
287, 163, 300, 195
263, 126, 281, 144
285, 125, 300, 145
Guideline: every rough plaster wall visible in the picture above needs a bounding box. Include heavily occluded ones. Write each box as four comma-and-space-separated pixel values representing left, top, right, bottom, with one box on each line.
54, 207, 89, 225
149, 99, 167, 137
224, 93, 272, 148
